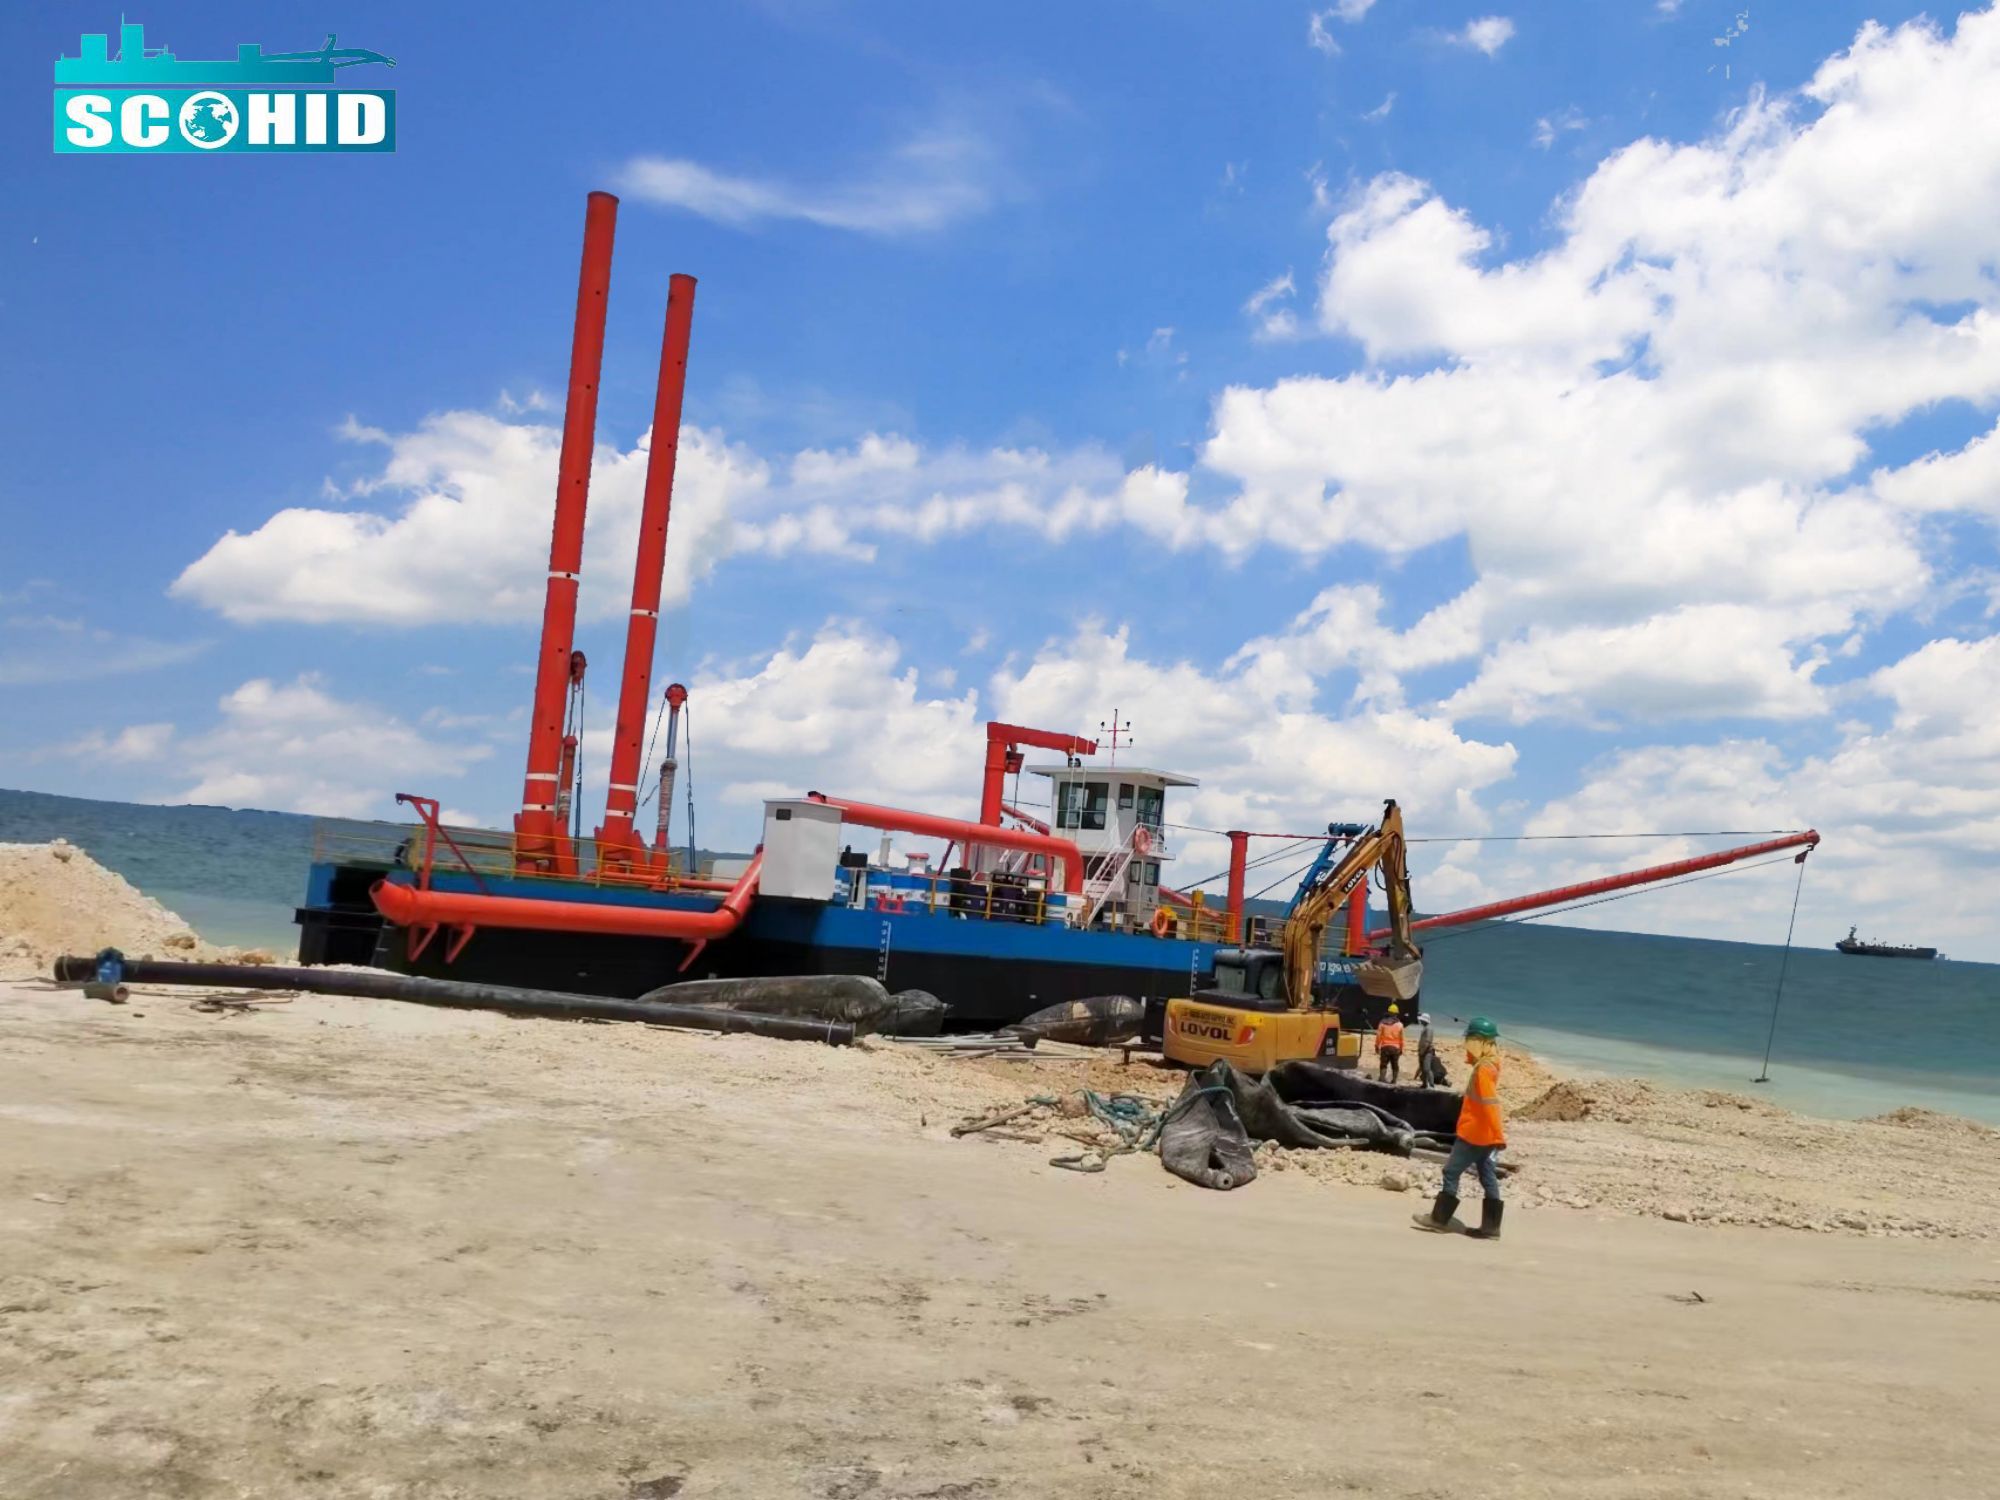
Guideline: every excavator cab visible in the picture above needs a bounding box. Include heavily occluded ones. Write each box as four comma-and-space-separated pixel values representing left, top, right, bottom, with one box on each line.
1203, 948, 1288, 1008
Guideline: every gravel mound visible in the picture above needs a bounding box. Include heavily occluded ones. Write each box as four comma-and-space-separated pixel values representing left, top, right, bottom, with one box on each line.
1866, 1106, 2000, 1139
0, 840, 223, 977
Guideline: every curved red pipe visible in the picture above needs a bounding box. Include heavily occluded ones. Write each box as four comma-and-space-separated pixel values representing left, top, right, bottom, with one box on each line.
372, 852, 763, 939
808, 792, 1086, 894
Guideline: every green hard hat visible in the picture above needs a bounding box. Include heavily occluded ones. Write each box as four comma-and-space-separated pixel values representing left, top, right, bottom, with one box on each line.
1464, 1016, 1499, 1041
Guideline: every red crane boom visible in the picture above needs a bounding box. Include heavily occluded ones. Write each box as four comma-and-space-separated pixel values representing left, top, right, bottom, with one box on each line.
980, 722, 1098, 826
1367, 829, 1821, 941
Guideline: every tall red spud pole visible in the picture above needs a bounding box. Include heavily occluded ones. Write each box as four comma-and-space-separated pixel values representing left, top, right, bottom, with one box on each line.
515, 191, 618, 874
597, 273, 698, 873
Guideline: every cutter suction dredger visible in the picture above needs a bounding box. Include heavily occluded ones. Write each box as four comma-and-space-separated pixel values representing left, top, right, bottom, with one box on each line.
292, 190, 1822, 1028
285, 189, 1242, 1023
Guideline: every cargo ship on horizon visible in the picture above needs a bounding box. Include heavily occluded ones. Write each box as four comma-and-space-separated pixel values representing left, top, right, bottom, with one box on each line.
1835, 926, 1938, 961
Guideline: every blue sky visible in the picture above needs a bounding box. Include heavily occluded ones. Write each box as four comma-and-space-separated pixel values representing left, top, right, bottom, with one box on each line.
5, 1, 2000, 954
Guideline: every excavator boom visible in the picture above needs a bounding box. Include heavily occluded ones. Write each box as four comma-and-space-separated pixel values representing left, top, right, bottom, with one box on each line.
1280, 800, 1420, 1008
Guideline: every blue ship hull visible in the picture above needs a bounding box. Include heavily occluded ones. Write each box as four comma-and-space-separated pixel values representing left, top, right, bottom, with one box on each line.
297, 861, 1234, 1025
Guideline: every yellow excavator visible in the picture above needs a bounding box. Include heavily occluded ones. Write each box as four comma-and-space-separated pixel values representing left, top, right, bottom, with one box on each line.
1162, 799, 1423, 1073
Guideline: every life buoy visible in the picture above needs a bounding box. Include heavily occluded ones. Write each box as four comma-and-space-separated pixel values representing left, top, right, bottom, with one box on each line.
1133, 826, 1154, 856
1151, 906, 1177, 938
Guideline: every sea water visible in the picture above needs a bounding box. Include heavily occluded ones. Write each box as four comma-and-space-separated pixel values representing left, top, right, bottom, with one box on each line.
1423, 921, 2000, 1123
5, 787, 1997, 1124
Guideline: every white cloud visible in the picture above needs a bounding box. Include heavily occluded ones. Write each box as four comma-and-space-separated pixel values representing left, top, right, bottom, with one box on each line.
175, 675, 488, 818
1230, 583, 1485, 711
174, 409, 767, 627
59, 675, 487, 819
1308, 1, 1379, 52
1871, 419, 2000, 517
789, 432, 921, 488
1439, 605, 1840, 725
1512, 633, 2000, 955
692, 625, 985, 814
1187, 9, 2000, 722
0, 614, 206, 686
616, 127, 998, 236
663, 613, 1513, 889
1244, 270, 1303, 341
66, 722, 175, 763
991, 624, 1516, 879
1306, 161, 1333, 212
1361, 92, 1396, 122
1447, 16, 1516, 56
1532, 107, 1587, 149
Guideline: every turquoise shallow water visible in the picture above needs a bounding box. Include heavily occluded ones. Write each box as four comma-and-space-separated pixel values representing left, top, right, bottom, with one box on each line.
1420, 921, 2000, 1124
6, 786, 1997, 1123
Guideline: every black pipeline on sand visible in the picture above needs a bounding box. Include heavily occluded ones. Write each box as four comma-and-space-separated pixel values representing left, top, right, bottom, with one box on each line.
52, 953, 855, 1045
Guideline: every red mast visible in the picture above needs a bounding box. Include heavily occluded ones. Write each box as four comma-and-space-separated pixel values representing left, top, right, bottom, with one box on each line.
1224, 830, 1250, 942
597, 272, 698, 874
515, 192, 618, 875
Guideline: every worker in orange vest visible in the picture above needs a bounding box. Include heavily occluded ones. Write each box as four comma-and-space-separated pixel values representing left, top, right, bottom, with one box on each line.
1412, 1016, 1506, 1241
1374, 1005, 1406, 1083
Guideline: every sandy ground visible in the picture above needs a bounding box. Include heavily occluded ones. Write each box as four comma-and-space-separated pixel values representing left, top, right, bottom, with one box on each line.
6, 975, 2000, 1499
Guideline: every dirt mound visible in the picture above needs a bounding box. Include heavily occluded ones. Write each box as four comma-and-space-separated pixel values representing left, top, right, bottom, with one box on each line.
0, 840, 223, 978
1866, 1106, 2000, 1139
1519, 1079, 1597, 1122
1517, 1077, 1670, 1124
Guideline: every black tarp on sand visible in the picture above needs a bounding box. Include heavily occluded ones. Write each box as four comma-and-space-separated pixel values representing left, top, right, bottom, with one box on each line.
1159, 1060, 1464, 1191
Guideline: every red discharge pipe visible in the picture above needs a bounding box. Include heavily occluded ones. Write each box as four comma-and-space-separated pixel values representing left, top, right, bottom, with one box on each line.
372, 852, 762, 941
1370, 830, 1822, 940
979, 722, 1098, 826
1345, 879, 1367, 955
598, 273, 699, 871
808, 792, 1087, 894
517, 191, 619, 872
1225, 829, 1249, 942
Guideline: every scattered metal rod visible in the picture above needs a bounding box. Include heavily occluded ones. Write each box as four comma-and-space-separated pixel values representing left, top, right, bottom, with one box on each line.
950, 1101, 1043, 1137
52, 953, 853, 1046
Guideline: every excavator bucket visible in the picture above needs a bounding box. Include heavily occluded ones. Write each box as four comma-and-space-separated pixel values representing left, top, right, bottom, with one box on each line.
1356, 953, 1423, 1002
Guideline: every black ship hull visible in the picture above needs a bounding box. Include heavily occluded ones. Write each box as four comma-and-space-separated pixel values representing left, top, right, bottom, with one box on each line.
1834, 940, 1937, 960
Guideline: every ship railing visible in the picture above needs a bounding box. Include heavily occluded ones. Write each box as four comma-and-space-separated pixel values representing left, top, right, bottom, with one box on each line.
852, 869, 1233, 942
851, 868, 1058, 926
308, 818, 713, 891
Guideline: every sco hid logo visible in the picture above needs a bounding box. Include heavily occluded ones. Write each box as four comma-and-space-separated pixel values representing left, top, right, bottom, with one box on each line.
62, 90, 390, 151
54, 21, 395, 155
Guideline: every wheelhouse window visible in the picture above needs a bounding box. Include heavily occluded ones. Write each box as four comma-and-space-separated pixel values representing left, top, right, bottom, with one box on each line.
1117, 783, 1135, 810
1055, 780, 1109, 831
1135, 785, 1165, 829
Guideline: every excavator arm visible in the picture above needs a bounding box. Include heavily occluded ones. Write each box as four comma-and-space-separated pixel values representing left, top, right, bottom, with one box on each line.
1278, 799, 1420, 1009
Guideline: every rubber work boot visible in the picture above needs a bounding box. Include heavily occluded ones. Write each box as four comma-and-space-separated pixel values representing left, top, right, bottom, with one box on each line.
1465, 1198, 1504, 1241
1411, 1191, 1460, 1233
